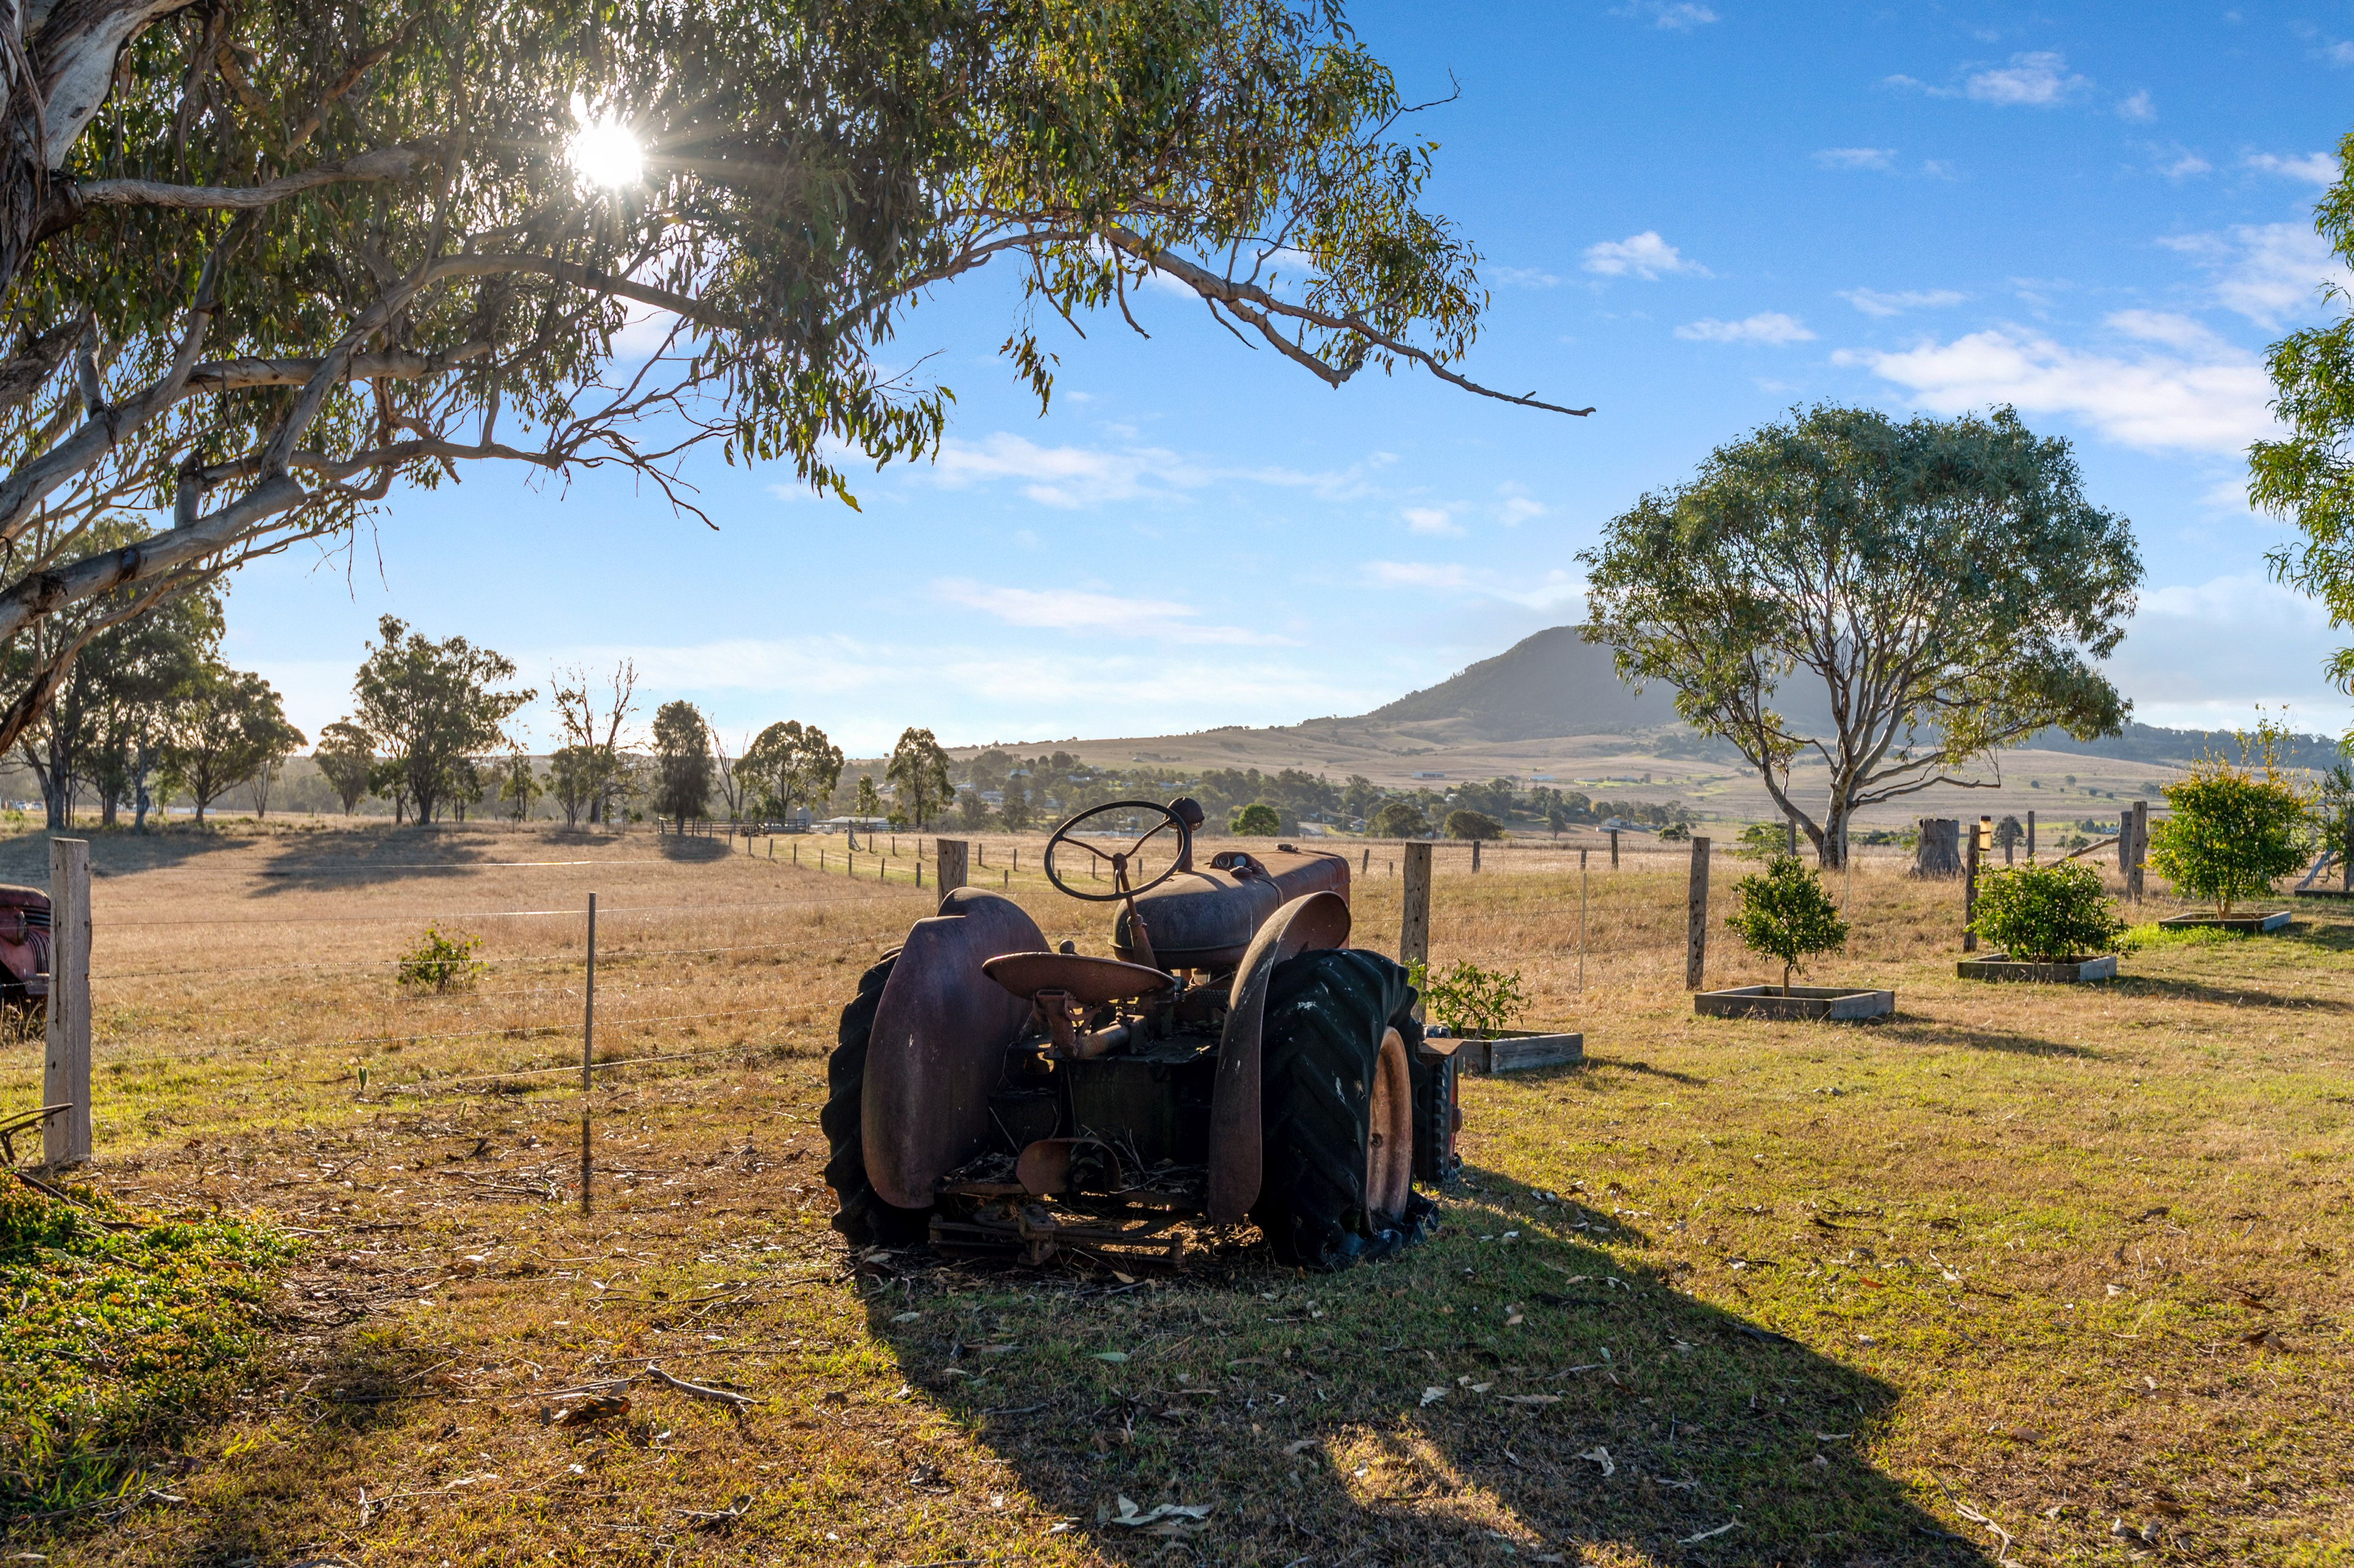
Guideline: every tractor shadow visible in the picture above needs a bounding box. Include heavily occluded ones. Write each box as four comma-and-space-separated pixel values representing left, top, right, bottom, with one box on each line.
860, 1170, 1992, 1566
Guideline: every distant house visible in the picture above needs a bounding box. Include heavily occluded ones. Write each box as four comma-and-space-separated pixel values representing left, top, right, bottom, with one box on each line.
1596, 816, 1656, 834
1410, 770, 1448, 779
814, 816, 892, 834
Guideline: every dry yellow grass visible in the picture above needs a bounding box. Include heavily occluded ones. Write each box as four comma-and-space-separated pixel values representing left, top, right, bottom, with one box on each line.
2, 820, 2349, 1566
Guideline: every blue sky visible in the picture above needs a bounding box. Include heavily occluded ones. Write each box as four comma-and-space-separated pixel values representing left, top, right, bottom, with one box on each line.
227, 1, 2354, 755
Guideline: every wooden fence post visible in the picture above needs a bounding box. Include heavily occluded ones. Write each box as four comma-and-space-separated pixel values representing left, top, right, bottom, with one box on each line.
1471, 838, 1481, 872
1609, 830, 1619, 869
581, 892, 596, 1217
1685, 836, 1710, 991
1400, 841, 1432, 978
43, 837, 90, 1168
2125, 801, 2147, 901
1578, 847, 1588, 992
2026, 809, 2036, 860
1963, 828, 1981, 952
937, 838, 969, 894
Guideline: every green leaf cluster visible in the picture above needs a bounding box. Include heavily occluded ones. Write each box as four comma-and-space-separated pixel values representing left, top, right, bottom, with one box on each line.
1407, 958, 1526, 1038
1, 1186, 295, 1515
1724, 854, 1849, 990
397, 923, 485, 989
1969, 860, 2125, 963
2148, 746, 2313, 917
651, 698, 714, 826
1442, 808, 1502, 841
1366, 799, 1430, 839
1230, 801, 1281, 836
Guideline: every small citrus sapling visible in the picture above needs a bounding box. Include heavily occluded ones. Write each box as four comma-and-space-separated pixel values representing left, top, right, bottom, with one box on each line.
2147, 724, 2312, 916
1968, 861, 2126, 962
1407, 959, 1527, 1037
1724, 854, 1849, 992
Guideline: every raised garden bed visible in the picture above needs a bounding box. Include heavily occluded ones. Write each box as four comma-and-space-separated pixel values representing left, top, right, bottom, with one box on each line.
1434, 1029, 1584, 1074
1957, 951, 2117, 983
1694, 985, 1893, 1022
2158, 911, 2292, 934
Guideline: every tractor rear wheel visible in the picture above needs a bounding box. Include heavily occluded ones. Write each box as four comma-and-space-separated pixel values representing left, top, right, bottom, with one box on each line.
822, 953, 933, 1246
1252, 948, 1436, 1270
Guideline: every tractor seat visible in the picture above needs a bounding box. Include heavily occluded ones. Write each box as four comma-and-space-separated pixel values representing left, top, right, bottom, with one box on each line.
982, 951, 1174, 1007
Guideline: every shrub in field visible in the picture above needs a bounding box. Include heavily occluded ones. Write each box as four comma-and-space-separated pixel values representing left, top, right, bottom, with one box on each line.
1725, 854, 1849, 990
1367, 801, 1431, 839
1970, 861, 2126, 961
2148, 733, 2312, 916
1442, 809, 1502, 841
1408, 958, 1527, 1037
398, 926, 485, 991
1230, 802, 1281, 836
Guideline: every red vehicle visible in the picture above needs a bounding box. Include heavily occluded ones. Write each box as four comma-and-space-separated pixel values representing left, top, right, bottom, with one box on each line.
0, 884, 51, 1007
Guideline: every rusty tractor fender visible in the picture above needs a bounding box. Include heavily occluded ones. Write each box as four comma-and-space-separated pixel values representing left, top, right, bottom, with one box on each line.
1206, 890, 1352, 1223
864, 887, 1047, 1209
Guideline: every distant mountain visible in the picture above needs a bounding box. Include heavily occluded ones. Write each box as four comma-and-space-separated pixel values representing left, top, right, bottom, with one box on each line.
1361, 625, 1680, 739
2024, 721, 2346, 772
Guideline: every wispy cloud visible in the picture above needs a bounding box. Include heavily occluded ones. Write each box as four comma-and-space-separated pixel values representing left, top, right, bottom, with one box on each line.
1840, 287, 1968, 317
1838, 323, 2274, 455
2159, 222, 2354, 329
2116, 89, 2156, 122
1362, 561, 1586, 611
1582, 231, 1710, 280
1675, 312, 1816, 345
1965, 51, 2088, 107
930, 579, 1294, 646
1490, 266, 1564, 288
1610, 1, 1718, 29
2107, 572, 2350, 732
915, 432, 1383, 508
1495, 482, 1547, 527
1814, 147, 1897, 171
2243, 150, 2339, 184
1403, 506, 1465, 538
2145, 144, 2212, 180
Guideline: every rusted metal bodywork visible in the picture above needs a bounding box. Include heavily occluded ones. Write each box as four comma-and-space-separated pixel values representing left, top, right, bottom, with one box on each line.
0, 884, 51, 1000
1206, 890, 1351, 1221
862, 887, 1045, 1208
1112, 845, 1349, 970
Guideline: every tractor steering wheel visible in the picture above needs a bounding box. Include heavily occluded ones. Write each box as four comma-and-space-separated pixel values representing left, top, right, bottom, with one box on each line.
1043, 800, 1192, 903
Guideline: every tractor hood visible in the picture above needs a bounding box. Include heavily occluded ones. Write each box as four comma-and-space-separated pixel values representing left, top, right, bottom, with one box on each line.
1114, 845, 1350, 971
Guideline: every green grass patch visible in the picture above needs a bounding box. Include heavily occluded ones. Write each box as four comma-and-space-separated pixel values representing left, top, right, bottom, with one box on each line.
2119, 920, 2248, 950
0, 1183, 295, 1521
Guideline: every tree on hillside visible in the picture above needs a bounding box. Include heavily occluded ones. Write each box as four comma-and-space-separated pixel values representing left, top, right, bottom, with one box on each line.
2250, 132, 2354, 705
499, 753, 543, 822
158, 664, 304, 825
0, 2, 1581, 768
740, 720, 844, 822
351, 617, 532, 825
651, 701, 714, 829
886, 728, 954, 830
1368, 800, 1431, 839
1583, 406, 2140, 867
314, 722, 376, 815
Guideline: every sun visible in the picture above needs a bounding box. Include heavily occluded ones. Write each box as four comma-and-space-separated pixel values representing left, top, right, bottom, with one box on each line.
567, 96, 643, 189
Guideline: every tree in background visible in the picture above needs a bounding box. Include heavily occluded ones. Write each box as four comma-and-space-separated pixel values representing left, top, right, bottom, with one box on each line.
352, 618, 532, 825
158, 664, 304, 825
551, 663, 638, 826
1231, 802, 1281, 835
1368, 800, 1432, 839
313, 722, 376, 815
740, 721, 843, 822
1000, 781, 1034, 832
1585, 406, 2139, 868
886, 729, 953, 830
651, 701, 714, 829
2148, 725, 2314, 917
711, 731, 750, 824
499, 754, 543, 822
548, 748, 598, 830
957, 790, 991, 831
1443, 808, 1503, 841
2250, 131, 2354, 710
854, 776, 884, 821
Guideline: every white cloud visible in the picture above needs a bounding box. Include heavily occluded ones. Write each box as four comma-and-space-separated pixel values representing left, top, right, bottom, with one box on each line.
2107, 573, 2351, 733
1840, 287, 1967, 318
1611, 1, 1718, 29
1490, 266, 1563, 288
916, 432, 1382, 508
1362, 561, 1586, 611
1581, 232, 1710, 280
2244, 151, 2339, 185
1920, 159, 1959, 180
930, 579, 1293, 646
1814, 147, 1896, 171
1675, 312, 1816, 345
2116, 89, 2155, 123
2327, 41, 2354, 67
1965, 51, 2088, 107
2160, 222, 2354, 329
1495, 482, 1547, 527
1403, 506, 1464, 538
1839, 325, 2276, 454
2102, 309, 2226, 351
2150, 147, 2212, 180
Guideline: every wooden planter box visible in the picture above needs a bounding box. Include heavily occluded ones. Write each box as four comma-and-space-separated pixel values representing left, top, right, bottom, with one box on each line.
2158, 911, 2292, 934
1694, 985, 1893, 1022
1957, 952, 2117, 983
1440, 1029, 1585, 1074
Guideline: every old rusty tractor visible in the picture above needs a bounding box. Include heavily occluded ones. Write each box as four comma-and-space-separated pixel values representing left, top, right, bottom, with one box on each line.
823, 798, 1462, 1270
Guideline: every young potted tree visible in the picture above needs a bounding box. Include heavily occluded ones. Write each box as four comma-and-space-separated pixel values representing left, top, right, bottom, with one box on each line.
1959, 861, 2127, 981
2146, 734, 2309, 933
1697, 855, 1892, 1021
1410, 959, 1583, 1073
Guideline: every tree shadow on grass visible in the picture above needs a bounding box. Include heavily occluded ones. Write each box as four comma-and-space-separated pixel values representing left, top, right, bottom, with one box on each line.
860, 1168, 1993, 1566
2109, 974, 2354, 1012
0, 825, 251, 887
1876, 1019, 2103, 1058
652, 834, 734, 865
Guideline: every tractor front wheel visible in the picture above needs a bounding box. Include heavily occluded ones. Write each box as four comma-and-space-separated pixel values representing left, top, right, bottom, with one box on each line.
1252, 949, 1435, 1270
822, 953, 933, 1246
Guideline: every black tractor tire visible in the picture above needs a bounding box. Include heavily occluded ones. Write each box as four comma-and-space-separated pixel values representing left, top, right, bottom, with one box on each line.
821, 953, 933, 1247
1252, 948, 1438, 1271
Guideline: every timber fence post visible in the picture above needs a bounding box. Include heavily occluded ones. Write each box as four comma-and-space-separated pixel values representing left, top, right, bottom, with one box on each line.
2027, 810, 2036, 860
1685, 837, 1710, 991
1964, 826, 1981, 952
1578, 847, 1588, 992
1400, 840, 1432, 990
581, 892, 596, 1217
1609, 830, 1619, 869
2125, 801, 2147, 901
938, 839, 968, 894
43, 837, 90, 1168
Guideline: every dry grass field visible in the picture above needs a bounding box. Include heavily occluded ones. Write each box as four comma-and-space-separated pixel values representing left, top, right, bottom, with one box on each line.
2, 820, 2350, 1567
